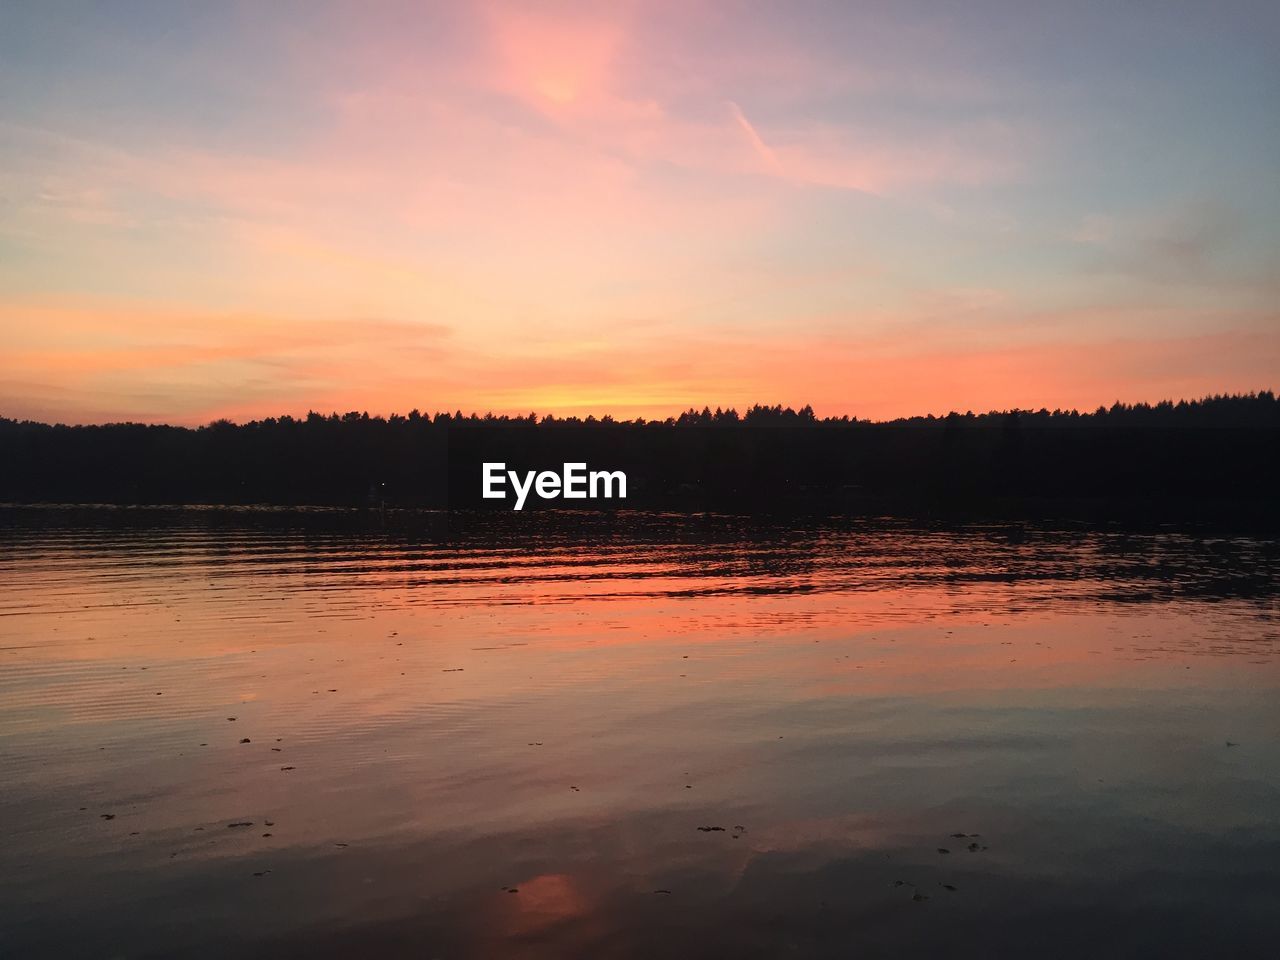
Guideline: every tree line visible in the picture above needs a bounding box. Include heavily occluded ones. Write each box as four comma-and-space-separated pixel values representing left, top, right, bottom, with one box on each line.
1, 391, 1276, 520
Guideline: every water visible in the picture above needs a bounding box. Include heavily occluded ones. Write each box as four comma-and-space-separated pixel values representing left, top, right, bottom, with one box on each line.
1, 507, 1278, 958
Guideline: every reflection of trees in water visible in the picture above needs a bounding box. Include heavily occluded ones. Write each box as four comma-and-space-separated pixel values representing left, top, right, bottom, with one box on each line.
4, 509, 1274, 622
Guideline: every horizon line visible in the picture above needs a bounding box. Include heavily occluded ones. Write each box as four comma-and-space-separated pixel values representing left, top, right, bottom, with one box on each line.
4, 389, 1276, 430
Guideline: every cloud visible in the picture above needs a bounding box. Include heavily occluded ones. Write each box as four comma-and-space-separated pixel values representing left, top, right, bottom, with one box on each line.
0, 299, 453, 422
1069, 200, 1251, 284
727, 101, 784, 175
1, 2, 1274, 427
5, 292, 1273, 426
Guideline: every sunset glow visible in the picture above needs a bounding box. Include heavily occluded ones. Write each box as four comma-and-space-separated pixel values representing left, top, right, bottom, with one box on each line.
2, 1, 1277, 424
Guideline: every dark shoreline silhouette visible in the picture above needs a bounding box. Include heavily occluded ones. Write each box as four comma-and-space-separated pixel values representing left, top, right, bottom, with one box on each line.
2, 391, 1276, 522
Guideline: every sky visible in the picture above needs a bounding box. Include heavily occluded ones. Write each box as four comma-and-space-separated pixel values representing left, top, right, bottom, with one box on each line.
1, 0, 1277, 425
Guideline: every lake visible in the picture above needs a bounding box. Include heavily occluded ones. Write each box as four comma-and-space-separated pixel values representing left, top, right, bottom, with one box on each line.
1, 507, 1277, 958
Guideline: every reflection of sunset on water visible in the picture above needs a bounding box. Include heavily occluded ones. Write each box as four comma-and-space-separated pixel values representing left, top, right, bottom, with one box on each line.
0, 510, 1277, 956
501, 873, 589, 935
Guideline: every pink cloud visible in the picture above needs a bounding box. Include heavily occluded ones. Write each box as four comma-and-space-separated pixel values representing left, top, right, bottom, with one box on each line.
3, 295, 1274, 426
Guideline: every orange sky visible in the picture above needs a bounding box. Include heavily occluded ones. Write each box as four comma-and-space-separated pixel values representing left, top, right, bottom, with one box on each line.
1, 1, 1277, 424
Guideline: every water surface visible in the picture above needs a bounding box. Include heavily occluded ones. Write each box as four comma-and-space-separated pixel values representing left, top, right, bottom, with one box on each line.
1, 508, 1278, 958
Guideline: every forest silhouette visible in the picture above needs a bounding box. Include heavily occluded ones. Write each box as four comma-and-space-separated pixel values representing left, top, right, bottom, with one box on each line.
2, 391, 1276, 521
